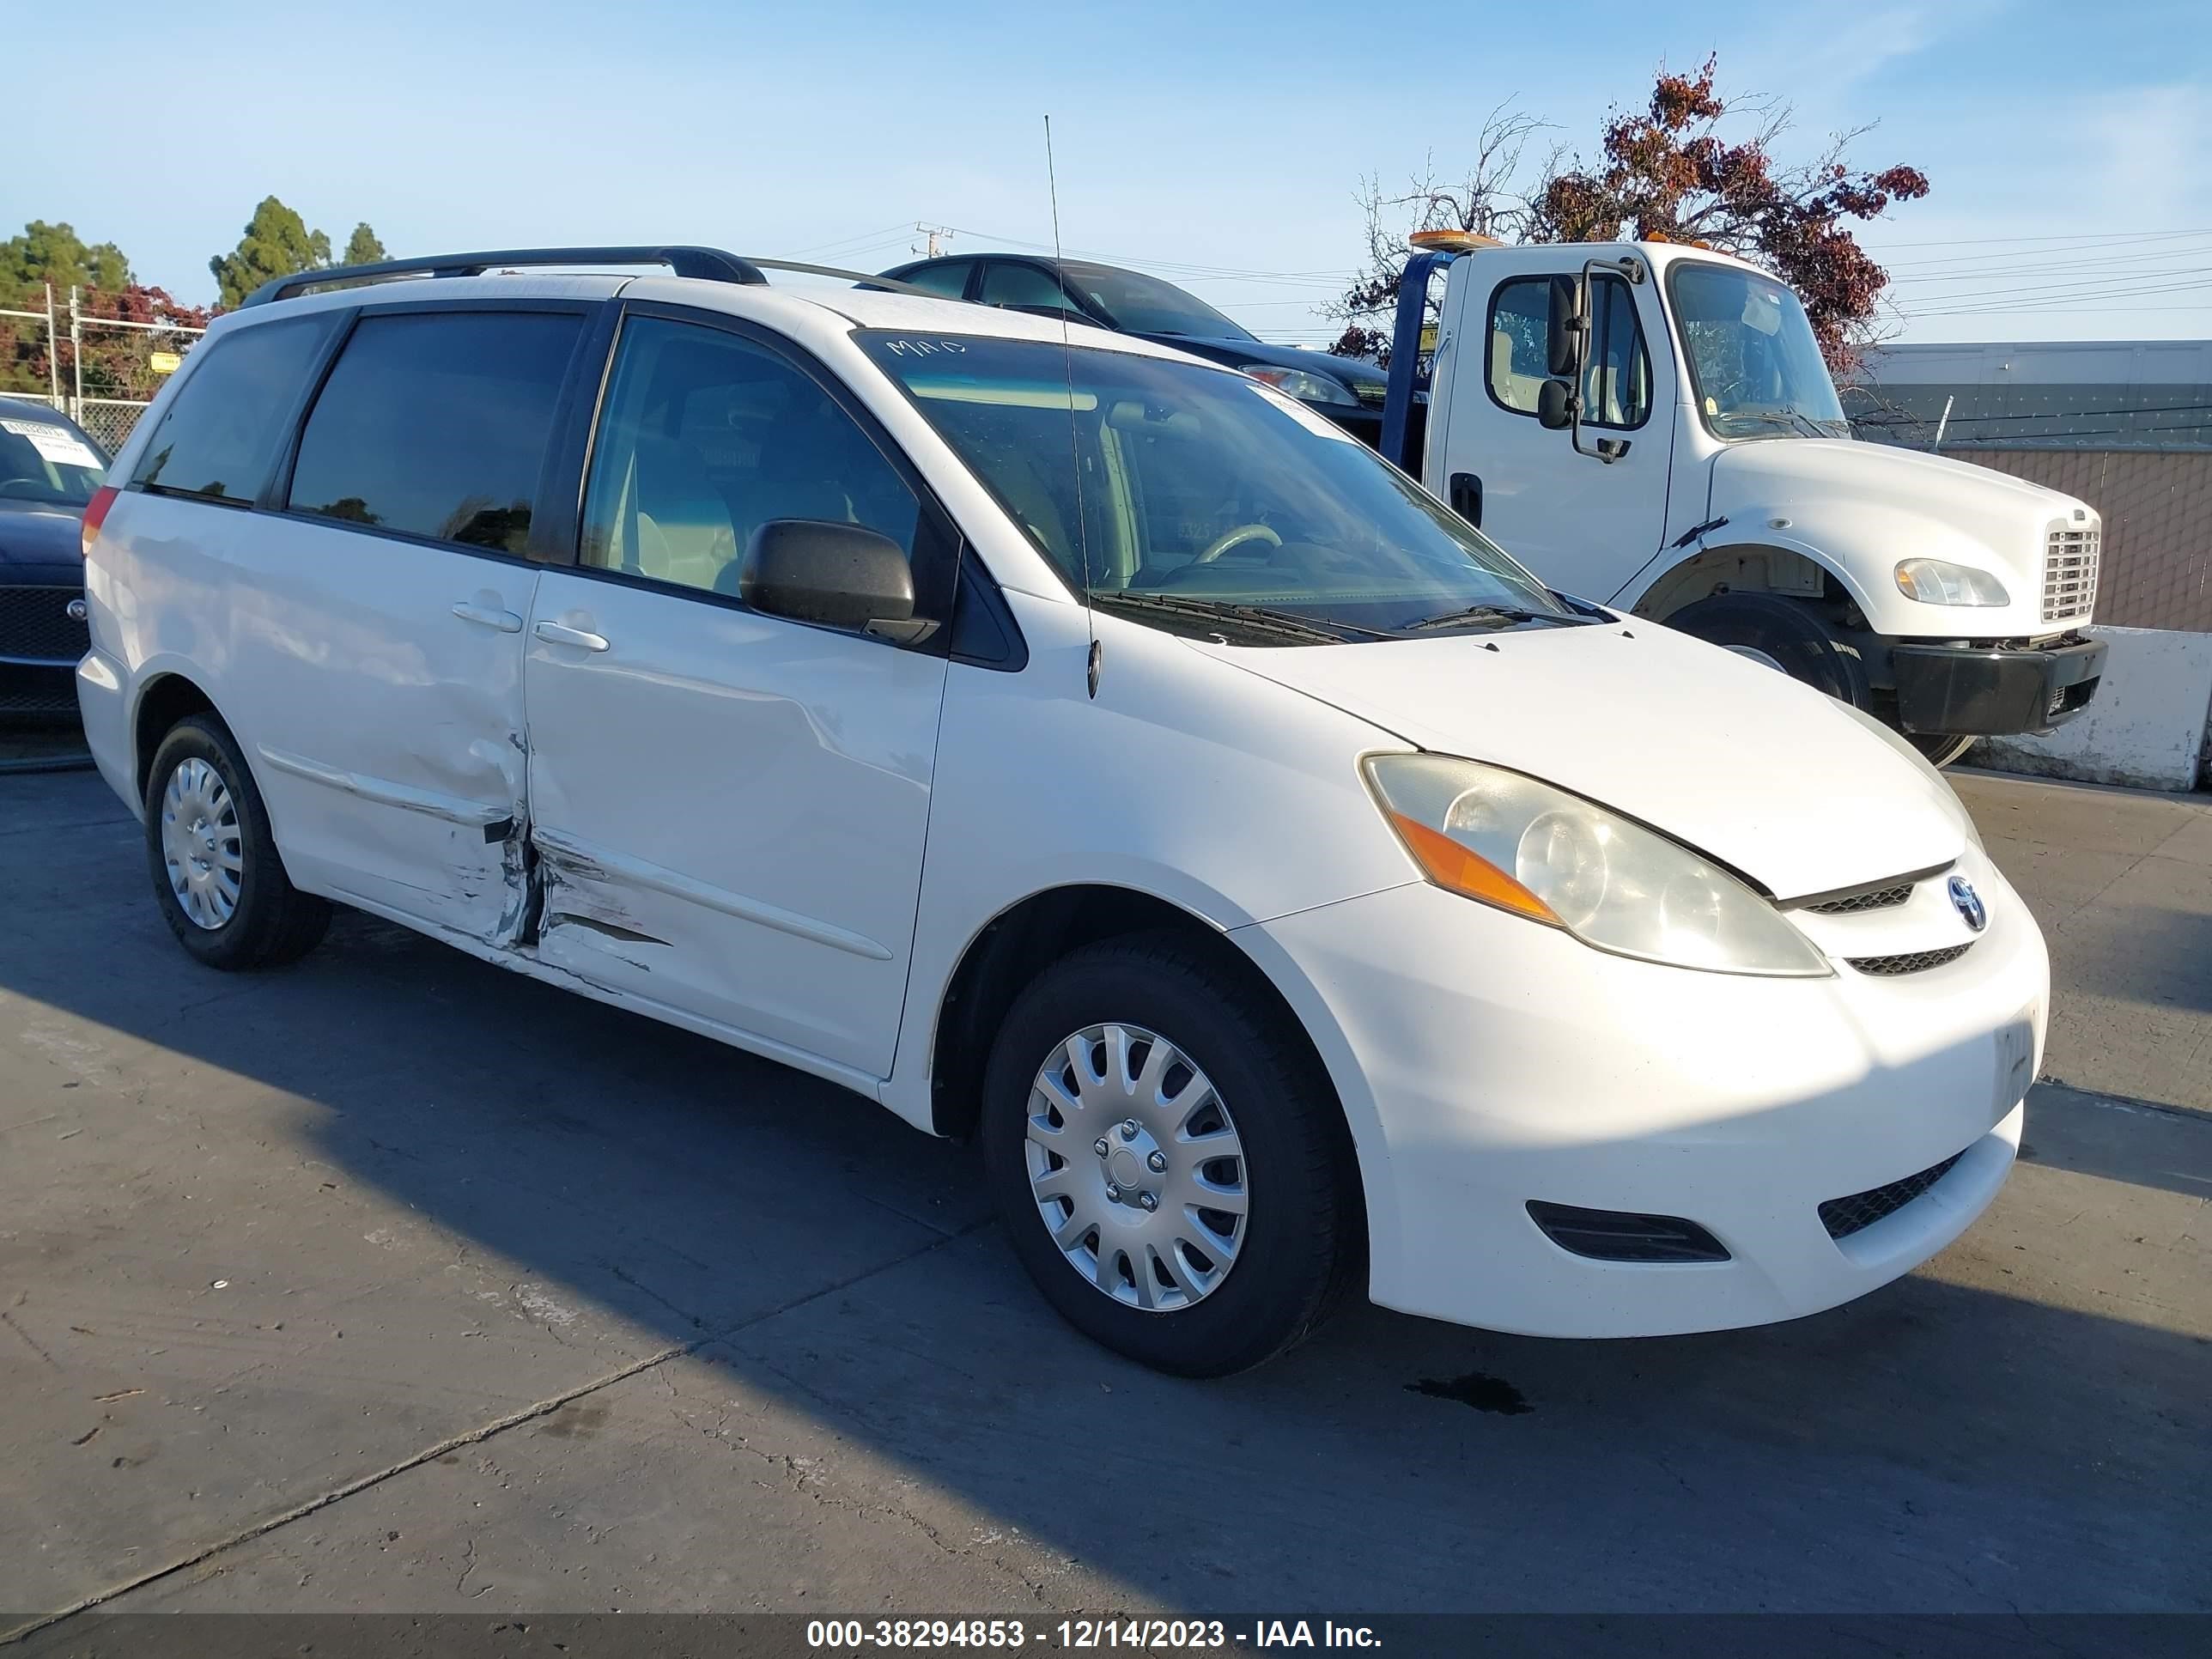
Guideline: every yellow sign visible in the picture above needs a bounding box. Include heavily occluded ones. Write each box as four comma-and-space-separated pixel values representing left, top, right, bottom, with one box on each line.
149, 350, 182, 374
1419, 325, 1438, 355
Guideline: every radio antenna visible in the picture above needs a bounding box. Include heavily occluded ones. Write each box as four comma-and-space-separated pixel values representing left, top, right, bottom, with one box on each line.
1045, 115, 1101, 699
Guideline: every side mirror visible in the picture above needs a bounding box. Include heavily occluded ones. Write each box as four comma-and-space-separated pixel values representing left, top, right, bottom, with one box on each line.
1546, 275, 1587, 377
1536, 378, 1575, 431
738, 520, 935, 643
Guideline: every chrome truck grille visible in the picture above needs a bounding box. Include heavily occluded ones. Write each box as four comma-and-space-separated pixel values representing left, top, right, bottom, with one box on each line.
2042, 523, 2099, 624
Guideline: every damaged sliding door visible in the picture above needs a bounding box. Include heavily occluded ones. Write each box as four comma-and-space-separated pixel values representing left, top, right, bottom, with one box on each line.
240, 302, 587, 943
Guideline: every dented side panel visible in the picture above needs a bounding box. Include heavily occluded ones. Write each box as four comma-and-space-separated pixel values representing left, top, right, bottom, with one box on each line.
198, 502, 542, 943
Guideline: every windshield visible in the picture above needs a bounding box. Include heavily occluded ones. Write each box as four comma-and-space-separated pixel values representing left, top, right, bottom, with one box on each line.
0, 411, 106, 507
860, 331, 1574, 643
1060, 264, 1255, 342
1668, 262, 1849, 439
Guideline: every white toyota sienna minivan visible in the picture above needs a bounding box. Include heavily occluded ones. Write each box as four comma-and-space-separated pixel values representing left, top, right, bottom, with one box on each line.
76, 247, 2047, 1376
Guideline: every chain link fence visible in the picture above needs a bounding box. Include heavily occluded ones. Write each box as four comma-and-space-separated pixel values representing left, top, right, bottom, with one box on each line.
1, 283, 208, 454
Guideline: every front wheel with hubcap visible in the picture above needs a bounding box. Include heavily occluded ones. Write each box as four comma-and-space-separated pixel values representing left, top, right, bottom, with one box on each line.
981, 933, 1358, 1376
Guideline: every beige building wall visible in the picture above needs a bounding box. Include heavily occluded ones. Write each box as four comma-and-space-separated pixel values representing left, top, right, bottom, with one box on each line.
1956, 449, 2212, 633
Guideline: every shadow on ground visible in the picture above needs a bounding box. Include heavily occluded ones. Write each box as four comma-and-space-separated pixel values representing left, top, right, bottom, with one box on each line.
3, 770, 2208, 1614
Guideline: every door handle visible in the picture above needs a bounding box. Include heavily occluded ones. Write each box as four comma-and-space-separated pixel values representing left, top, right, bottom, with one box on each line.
451, 601, 524, 634
1448, 471, 1481, 528
534, 619, 610, 652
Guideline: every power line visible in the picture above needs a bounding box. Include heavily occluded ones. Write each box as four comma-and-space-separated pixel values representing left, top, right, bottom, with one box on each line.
1890, 247, 2212, 286
1867, 226, 2212, 252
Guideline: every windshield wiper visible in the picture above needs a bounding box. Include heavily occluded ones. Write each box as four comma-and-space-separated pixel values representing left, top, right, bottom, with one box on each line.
1399, 602, 1583, 634
1091, 591, 1394, 643
1729, 409, 1838, 440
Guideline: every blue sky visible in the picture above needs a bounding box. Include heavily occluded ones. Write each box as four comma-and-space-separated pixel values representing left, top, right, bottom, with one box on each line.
9, 0, 2208, 346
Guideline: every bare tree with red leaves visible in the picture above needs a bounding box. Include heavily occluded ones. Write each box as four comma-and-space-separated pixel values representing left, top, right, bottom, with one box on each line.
1328, 58, 1929, 372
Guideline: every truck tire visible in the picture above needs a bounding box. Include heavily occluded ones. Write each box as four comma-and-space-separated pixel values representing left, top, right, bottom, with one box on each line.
1669, 592, 1870, 709
1909, 733, 1977, 767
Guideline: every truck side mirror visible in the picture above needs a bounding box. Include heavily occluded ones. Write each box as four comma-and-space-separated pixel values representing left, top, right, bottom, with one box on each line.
1536, 378, 1575, 431
1547, 276, 1586, 377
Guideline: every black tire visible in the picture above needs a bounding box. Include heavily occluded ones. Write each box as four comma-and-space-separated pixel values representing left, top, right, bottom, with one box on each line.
980, 932, 1359, 1377
144, 714, 331, 970
1669, 591, 1870, 708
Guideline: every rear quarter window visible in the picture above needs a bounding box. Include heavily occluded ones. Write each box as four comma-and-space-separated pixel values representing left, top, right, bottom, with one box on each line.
283, 310, 582, 555
132, 314, 338, 502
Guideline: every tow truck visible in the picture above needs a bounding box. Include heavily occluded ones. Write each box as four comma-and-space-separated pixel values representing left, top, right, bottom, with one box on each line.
1372, 230, 2106, 761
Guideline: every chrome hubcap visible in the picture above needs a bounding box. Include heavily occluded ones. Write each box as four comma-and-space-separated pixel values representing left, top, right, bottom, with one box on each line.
1024, 1023, 1249, 1313
160, 757, 242, 930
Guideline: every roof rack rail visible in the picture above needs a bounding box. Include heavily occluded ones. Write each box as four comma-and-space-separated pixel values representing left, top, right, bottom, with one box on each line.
238, 246, 769, 308
240, 247, 945, 308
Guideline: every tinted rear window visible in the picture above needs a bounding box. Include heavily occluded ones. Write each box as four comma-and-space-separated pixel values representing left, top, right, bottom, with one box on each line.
133, 315, 336, 501
285, 311, 581, 554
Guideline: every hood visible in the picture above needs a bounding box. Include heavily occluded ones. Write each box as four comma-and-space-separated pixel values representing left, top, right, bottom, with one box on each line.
0, 501, 88, 571
1193, 619, 1967, 902
1143, 333, 1388, 396
1705, 437, 2093, 637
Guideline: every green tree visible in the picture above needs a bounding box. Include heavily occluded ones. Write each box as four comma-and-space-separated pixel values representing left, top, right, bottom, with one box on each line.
342, 222, 387, 266
208, 197, 334, 307
1, 220, 132, 296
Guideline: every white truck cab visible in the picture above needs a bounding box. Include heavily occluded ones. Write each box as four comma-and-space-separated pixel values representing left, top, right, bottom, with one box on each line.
1378, 234, 2107, 762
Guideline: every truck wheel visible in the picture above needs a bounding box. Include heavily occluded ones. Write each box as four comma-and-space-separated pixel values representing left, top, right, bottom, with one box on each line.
145, 715, 331, 970
1669, 592, 1870, 708
1910, 733, 1977, 768
980, 933, 1358, 1377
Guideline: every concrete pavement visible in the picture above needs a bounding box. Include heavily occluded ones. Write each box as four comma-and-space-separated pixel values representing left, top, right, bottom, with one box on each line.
1, 765, 2205, 1627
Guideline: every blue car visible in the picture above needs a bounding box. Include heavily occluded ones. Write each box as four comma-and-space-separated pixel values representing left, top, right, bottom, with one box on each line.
0, 396, 107, 720
879, 254, 1388, 438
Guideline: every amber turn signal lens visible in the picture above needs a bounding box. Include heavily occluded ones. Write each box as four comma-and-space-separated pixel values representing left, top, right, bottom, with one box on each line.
1389, 812, 1560, 926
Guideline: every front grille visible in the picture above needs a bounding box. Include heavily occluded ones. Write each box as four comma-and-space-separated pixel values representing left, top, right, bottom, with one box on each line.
0, 585, 88, 664
1848, 944, 1972, 976
0, 661, 81, 714
1353, 382, 1389, 407
1820, 1152, 1964, 1239
1526, 1201, 1730, 1262
1808, 882, 1914, 915
2041, 523, 2099, 624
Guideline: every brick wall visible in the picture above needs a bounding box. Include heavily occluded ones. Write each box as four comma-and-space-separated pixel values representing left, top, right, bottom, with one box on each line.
1955, 448, 2212, 633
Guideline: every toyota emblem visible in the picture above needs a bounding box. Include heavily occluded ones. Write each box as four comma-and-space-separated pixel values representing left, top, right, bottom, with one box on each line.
1948, 875, 1987, 933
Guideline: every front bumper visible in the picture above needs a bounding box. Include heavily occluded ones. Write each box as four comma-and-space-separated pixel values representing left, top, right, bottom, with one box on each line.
1232, 853, 2047, 1337
1891, 635, 2106, 736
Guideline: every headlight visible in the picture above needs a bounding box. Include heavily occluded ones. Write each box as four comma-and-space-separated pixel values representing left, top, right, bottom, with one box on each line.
1239, 364, 1358, 406
1895, 557, 2008, 607
1364, 755, 1832, 977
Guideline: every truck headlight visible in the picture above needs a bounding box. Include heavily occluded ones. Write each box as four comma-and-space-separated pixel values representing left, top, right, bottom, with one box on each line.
1364, 755, 1832, 977
1239, 365, 1358, 407
1895, 558, 2009, 607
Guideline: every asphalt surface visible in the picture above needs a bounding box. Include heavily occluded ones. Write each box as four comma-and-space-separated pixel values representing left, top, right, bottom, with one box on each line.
1, 761, 2205, 1628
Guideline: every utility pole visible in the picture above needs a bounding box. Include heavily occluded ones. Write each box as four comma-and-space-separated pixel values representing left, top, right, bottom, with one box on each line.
913, 223, 953, 258
46, 283, 59, 406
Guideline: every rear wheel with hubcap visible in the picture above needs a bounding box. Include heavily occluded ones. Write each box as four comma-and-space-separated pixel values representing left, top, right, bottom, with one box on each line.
144, 715, 331, 970
981, 933, 1357, 1376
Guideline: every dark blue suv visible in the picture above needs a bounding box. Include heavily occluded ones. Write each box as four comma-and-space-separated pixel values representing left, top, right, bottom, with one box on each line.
880, 254, 1388, 440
